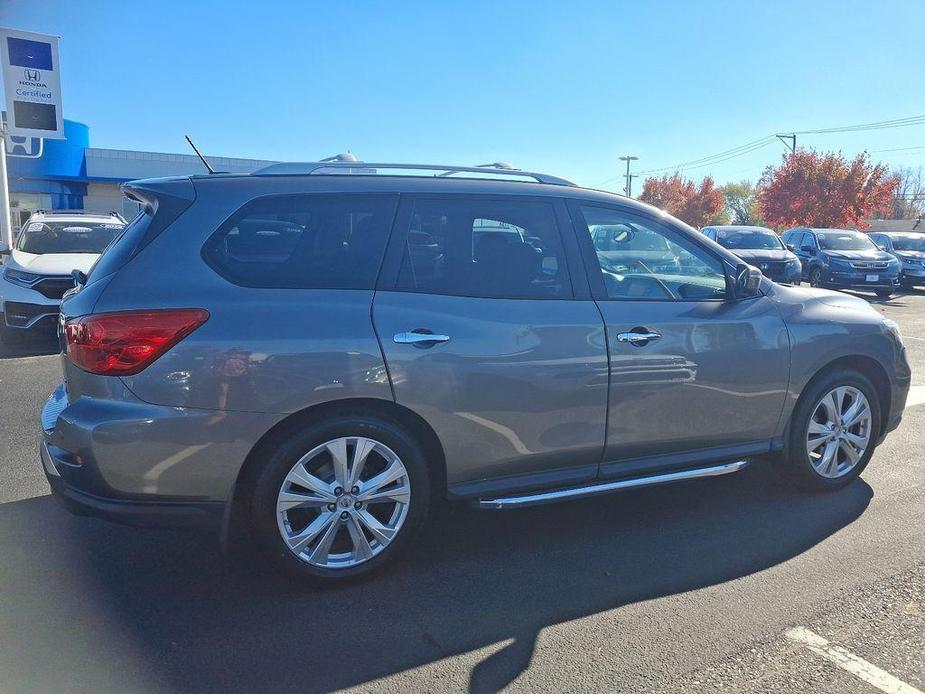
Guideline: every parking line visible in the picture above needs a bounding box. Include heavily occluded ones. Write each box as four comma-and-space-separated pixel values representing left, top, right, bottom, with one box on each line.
785, 627, 923, 694
906, 386, 925, 408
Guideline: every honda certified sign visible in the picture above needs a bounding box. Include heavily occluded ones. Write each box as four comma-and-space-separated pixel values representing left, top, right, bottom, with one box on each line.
0, 27, 64, 139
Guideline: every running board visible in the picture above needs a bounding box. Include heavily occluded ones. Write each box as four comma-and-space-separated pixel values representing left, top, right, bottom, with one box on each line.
477, 460, 749, 509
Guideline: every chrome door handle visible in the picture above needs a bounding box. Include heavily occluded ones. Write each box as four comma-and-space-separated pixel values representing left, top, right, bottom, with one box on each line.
393, 331, 451, 345
615, 330, 661, 346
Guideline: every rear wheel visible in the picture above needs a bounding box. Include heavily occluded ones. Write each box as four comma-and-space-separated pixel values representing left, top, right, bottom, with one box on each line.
249, 413, 431, 584
777, 368, 880, 490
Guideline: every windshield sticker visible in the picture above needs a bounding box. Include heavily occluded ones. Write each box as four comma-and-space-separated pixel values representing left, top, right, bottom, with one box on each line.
27, 223, 43, 231
62, 226, 93, 233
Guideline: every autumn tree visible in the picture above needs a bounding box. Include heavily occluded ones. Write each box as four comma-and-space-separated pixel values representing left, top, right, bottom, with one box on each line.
757, 150, 897, 229
721, 180, 765, 226
638, 173, 726, 227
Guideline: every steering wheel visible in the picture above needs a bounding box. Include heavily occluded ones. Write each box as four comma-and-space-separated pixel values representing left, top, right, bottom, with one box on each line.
628, 259, 675, 299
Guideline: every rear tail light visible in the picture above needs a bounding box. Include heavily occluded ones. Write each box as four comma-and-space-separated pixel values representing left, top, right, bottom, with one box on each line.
64, 309, 209, 376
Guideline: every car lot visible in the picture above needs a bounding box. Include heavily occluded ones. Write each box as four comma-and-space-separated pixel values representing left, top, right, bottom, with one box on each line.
0, 289, 923, 693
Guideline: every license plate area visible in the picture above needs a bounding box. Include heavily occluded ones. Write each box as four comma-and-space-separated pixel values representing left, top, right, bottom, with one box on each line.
866, 274, 879, 282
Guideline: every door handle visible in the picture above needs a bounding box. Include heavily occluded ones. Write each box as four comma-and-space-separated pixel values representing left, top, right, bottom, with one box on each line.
615, 330, 661, 346
393, 331, 451, 345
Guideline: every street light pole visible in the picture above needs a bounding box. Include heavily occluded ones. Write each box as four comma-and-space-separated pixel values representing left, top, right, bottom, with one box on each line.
619, 155, 638, 197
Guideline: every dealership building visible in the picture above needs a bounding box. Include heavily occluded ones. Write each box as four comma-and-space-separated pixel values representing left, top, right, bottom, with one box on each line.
5, 117, 277, 231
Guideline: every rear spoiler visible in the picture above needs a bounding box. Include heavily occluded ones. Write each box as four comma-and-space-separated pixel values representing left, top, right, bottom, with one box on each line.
120, 177, 197, 251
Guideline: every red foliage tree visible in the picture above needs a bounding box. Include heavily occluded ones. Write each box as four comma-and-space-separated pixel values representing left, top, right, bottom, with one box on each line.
757, 150, 898, 230
638, 173, 725, 228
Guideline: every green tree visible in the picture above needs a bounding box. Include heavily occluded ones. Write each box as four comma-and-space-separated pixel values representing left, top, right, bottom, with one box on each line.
721, 180, 764, 226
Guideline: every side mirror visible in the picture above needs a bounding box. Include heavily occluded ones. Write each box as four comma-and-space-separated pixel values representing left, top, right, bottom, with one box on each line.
728, 262, 762, 300
875, 244, 887, 251
785, 243, 795, 252
71, 268, 87, 286
0, 242, 10, 256
800, 244, 816, 255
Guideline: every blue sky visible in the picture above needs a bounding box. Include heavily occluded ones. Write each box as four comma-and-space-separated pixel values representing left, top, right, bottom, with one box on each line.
2, 0, 924, 193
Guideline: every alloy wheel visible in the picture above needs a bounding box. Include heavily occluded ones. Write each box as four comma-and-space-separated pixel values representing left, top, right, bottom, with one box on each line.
805, 386, 872, 478
275, 436, 411, 568
810, 269, 823, 288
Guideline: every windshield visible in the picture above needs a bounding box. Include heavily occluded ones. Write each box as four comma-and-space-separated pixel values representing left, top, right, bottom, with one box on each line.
591, 225, 671, 252
715, 229, 783, 250
816, 232, 877, 251
17, 221, 125, 255
889, 235, 925, 252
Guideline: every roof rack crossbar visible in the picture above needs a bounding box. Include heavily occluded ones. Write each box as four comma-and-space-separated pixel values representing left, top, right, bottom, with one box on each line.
251, 162, 575, 186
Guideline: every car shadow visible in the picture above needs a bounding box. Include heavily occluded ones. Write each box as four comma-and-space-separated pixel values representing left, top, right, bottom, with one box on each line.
0, 465, 872, 693
0, 333, 58, 359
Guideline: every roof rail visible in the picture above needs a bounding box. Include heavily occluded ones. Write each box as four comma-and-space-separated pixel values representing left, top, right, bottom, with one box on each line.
251, 161, 576, 186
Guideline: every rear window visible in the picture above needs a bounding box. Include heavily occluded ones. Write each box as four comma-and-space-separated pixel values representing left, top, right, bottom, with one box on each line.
19, 220, 124, 254
203, 194, 398, 289
85, 211, 151, 284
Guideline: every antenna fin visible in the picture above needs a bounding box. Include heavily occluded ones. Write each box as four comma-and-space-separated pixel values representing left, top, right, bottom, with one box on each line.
185, 135, 216, 174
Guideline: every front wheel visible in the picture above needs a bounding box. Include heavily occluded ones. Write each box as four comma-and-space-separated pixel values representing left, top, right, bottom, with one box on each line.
777, 368, 880, 490
249, 413, 431, 584
875, 289, 893, 299
809, 267, 824, 288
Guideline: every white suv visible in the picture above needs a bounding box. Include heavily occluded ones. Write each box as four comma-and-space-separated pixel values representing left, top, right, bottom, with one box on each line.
0, 210, 125, 343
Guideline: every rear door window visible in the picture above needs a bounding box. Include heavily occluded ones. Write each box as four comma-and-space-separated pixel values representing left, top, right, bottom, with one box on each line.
396, 197, 571, 298
203, 194, 398, 289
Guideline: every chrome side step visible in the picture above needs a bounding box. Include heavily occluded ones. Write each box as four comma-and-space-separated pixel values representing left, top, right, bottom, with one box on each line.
477, 460, 749, 509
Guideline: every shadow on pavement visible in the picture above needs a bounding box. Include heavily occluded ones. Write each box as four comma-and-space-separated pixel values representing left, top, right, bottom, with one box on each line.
0, 333, 59, 359
0, 465, 872, 693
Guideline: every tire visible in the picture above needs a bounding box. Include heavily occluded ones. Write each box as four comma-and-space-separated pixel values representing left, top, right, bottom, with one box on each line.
809, 267, 824, 288
249, 412, 431, 584
777, 368, 881, 491
875, 289, 893, 299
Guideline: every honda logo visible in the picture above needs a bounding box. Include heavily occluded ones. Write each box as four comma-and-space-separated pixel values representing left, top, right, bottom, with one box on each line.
6, 134, 43, 158
23, 68, 41, 81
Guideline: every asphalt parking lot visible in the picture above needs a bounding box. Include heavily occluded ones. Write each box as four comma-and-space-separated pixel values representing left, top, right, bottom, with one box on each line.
1, 289, 923, 693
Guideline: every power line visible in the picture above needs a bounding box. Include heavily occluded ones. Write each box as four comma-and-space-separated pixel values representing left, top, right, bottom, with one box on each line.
628, 113, 925, 181
635, 136, 777, 175
793, 114, 925, 135
636, 139, 778, 176
872, 145, 925, 153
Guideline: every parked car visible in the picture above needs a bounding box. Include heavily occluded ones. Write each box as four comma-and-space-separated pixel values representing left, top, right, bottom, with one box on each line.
867, 231, 925, 289
781, 227, 900, 298
701, 225, 801, 284
40, 163, 910, 584
0, 210, 125, 343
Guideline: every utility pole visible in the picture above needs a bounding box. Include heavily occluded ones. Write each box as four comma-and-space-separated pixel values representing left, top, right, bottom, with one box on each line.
776, 133, 796, 153
619, 155, 638, 197
0, 123, 11, 247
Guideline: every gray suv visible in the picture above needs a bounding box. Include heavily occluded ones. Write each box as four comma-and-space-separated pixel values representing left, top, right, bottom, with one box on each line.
40, 163, 911, 583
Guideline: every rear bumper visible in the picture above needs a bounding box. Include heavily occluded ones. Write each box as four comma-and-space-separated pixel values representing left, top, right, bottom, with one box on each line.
43, 440, 223, 528
40, 383, 278, 528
